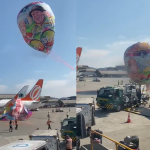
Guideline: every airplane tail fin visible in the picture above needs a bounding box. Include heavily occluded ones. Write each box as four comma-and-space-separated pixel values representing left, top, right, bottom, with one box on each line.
76, 47, 82, 70
14, 85, 29, 100
21, 79, 43, 102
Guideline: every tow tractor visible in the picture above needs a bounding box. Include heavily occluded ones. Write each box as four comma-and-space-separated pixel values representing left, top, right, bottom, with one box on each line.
60, 116, 77, 145
60, 108, 88, 150
96, 85, 140, 112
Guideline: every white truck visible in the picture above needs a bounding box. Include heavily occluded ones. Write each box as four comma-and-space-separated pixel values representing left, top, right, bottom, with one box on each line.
29, 130, 60, 150
0, 140, 49, 150
76, 98, 95, 136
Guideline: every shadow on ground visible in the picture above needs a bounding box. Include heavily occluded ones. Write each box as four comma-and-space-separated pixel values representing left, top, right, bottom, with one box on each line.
77, 90, 97, 95
94, 109, 118, 118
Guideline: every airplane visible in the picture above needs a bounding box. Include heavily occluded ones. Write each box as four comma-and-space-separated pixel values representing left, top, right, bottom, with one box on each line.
0, 79, 44, 112
76, 47, 82, 70
0, 85, 29, 109
16, 79, 44, 110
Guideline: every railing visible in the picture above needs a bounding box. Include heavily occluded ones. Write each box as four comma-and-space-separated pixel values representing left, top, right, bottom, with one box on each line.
90, 130, 133, 150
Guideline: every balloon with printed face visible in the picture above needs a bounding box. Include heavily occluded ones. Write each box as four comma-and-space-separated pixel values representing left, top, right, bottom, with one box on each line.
0, 99, 32, 121
17, 2, 55, 54
124, 42, 150, 84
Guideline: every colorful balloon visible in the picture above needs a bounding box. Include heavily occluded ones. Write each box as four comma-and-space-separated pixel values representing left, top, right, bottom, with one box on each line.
124, 42, 150, 84
0, 99, 32, 121
17, 2, 55, 54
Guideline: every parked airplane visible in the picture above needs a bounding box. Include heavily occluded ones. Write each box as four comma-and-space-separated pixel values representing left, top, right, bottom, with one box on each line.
0, 79, 44, 111
0, 85, 29, 109
16, 79, 44, 110
76, 47, 82, 70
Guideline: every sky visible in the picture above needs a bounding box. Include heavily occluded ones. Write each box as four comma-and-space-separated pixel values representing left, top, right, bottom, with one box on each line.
0, 0, 76, 97
77, 0, 150, 68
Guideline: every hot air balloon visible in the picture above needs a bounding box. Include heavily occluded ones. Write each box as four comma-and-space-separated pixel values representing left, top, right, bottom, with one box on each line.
17, 2, 55, 54
124, 42, 150, 84
0, 98, 32, 121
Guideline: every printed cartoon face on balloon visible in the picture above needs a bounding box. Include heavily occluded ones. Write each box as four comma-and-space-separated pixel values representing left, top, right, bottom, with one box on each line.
29, 6, 45, 26
124, 42, 150, 84
17, 2, 55, 54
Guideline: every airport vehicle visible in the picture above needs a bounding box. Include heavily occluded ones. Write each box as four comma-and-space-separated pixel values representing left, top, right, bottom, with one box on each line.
79, 76, 85, 81
93, 78, 100, 82
60, 116, 76, 142
140, 85, 149, 105
0, 140, 50, 150
29, 129, 60, 150
0, 85, 29, 109
96, 86, 140, 111
123, 84, 149, 106
60, 108, 87, 149
55, 108, 63, 112
118, 135, 139, 150
76, 98, 95, 134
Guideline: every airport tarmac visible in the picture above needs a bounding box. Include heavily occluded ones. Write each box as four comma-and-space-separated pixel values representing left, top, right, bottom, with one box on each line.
77, 77, 150, 150
0, 107, 76, 149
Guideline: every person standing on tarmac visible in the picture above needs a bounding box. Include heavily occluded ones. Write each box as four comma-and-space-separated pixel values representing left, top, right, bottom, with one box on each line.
15, 119, 18, 130
66, 135, 72, 150
46, 119, 53, 130
47, 112, 50, 119
136, 88, 141, 103
9, 120, 13, 132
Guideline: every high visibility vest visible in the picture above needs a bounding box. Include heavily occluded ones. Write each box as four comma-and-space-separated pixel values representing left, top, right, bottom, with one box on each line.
47, 121, 51, 125
66, 138, 72, 149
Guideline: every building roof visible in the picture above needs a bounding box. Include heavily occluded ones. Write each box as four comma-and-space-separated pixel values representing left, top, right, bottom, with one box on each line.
61, 100, 76, 104
99, 70, 127, 75
0, 94, 15, 99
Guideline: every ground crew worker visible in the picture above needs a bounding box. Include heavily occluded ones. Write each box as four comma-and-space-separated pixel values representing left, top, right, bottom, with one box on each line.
9, 120, 13, 132
66, 112, 69, 118
136, 88, 141, 103
15, 119, 18, 130
66, 135, 72, 150
46, 119, 53, 130
47, 112, 50, 119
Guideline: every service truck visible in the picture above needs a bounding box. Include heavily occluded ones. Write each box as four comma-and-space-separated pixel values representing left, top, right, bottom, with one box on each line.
29, 129, 60, 150
76, 97, 95, 131
0, 140, 49, 150
60, 108, 87, 150
96, 86, 139, 112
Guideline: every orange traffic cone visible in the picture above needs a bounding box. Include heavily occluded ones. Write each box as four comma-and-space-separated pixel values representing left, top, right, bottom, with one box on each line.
126, 112, 131, 123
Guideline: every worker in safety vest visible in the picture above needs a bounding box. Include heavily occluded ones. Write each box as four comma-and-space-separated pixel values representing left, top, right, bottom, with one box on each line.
65, 135, 72, 150
46, 119, 53, 130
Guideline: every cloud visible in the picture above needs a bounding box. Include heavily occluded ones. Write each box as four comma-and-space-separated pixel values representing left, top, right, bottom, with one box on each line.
79, 36, 150, 68
15, 71, 76, 98
34, 70, 47, 73
0, 85, 7, 93
118, 35, 126, 39
78, 37, 87, 40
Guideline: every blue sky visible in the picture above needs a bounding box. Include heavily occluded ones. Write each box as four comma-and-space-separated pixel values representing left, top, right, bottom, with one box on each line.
0, 0, 76, 97
77, 0, 150, 68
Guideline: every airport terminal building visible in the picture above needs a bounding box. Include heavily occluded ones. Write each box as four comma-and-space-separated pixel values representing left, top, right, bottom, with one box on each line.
77, 65, 128, 77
